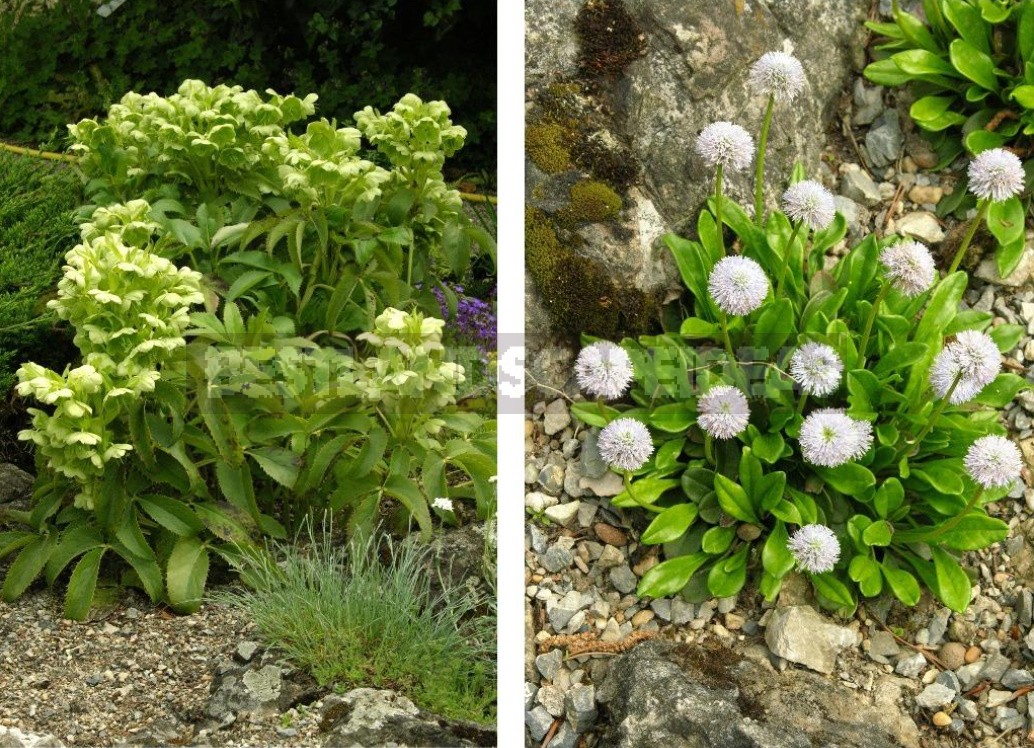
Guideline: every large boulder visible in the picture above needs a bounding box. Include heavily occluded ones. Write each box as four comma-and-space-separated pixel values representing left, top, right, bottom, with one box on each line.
597, 641, 920, 748
525, 0, 869, 391
0, 463, 34, 505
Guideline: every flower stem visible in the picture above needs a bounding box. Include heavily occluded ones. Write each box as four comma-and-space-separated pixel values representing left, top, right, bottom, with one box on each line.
704, 433, 715, 465
755, 94, 775, 226
947, 199, 989, 275
856, 281, 892, 369
624, 470, 661, 513
715, 164, 725, 257
718, 311, 744, 387
795, 391, 808, 416
899, 372, 962, 462
922, 488, 984, 542
774, 222, 802, 297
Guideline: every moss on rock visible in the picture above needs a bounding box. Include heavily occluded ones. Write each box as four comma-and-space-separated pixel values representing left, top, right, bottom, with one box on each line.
558, 179, 622, 226
526, 206, 657, 340
526, 122, 572, 174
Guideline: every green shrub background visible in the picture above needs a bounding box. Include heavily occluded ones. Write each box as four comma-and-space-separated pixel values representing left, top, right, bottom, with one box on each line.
0, 153, 81, 464
0, 0, 496, 173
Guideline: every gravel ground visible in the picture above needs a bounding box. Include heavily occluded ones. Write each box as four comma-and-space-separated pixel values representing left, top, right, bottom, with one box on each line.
0, 587, 326, 747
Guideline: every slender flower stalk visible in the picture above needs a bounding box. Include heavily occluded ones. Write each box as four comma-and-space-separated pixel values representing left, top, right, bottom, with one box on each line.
749, 52, 805, 225
773, 222, 801, 297
755, 94, 775, 225
697, 122, 755, 257
949, 148, 1025, 274
901, 371, 961, 460
856, 282, 891, 369
947, 199, 988, 275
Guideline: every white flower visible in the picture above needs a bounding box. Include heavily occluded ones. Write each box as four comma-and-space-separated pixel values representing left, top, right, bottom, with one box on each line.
695, 121, 755, 172
598, 418, 654, 472
788, 524, 841, 573
708, 256, 769, 316
929, 330, 1001, 404
790, 342, 843, 396
781, 179, 835, 231
575, 341, 634, 400
964, 435, 1023, 489
696, 385, 750, 440
749, 51, 806, 103
968, 148, 1025, 202
799, 408, 873, 467
881, 240, 936, 297
431, 497, 454, 512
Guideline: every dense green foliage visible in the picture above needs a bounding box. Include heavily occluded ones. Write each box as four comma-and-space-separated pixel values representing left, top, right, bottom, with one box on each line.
0, 154, 82, 463
0, 0, 495, 173
1, 82, 495, 619
217, 527, 496, 723
866, 0, 1034, 163
573, 164, 1028, 615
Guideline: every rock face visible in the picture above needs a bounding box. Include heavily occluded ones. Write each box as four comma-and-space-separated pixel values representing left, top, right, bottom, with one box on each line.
764, 605, 859, 674
597, 641, 920, 748
321, 689, 494, 748
525, 0, 870, 390
0, 463, 34, 505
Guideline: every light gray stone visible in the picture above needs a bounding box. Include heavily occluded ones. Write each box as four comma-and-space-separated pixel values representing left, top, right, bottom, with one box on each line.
840, 165, 881, 207
865, 109, 902, 168
565, 684, 598, 732
543, 399, 572, 436
525, 705, 554, 742
609, 564, 638, 594
536, 649, 563, 682
0, 464, 34, 505
765, 605, 858, 674
544, 501, 581, 527
895, 211, 944, 243
914, 683, 955, 710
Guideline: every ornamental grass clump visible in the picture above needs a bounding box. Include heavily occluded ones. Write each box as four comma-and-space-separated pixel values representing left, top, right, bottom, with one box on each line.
568, 51, 1031, 614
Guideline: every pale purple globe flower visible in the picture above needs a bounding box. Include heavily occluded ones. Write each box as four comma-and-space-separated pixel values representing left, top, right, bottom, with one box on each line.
788, 524, 841, 573
964, 435, 1023, 489
598, 418, 654, 472
697, 384, 750, 440
749, 51, 806, 103
781, 180, 835, 231
799, 408, 873, 467
968, 148, 1025, 202
695, 121, 755, 172
790, 342, 843, 396
575, 341, 634, 401
880, 240, 936, 298
708, 256, 769, 316
929, 330, 1001, 404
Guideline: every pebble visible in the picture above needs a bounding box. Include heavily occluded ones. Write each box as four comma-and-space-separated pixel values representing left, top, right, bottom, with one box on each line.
536, 650, 563, 682
932, 711, 952, 728
609, 565, 638, 595
594, 523, 628, 546
525, 706, 553, 741
938, 642, 967, 670
865, 109, 903, 167
544, 501, 580, 527
894, 652, 925, 678
915, 683, 956, 709
840, 164, 881, 206
907, 184, 942, 205
895, 211, 944, 243
543, 399, 571, 436
965, 645, 982, 664
526, 491, 558, 513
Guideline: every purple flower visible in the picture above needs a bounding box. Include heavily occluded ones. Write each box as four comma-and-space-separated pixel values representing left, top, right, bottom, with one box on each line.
433, 283, 497, 356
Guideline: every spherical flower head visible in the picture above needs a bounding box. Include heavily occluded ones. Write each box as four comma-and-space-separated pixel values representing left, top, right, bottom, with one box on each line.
708, 256, 769, 316
598, 417, 654, 472
799, 408, 873, 467
880, 240, 936, 297
697, 385, 750, 440
575, 341, 634, 400
964, 435, 1024, 489
968, 148, 1025, 202
749, 52, 806, 103
788, 524, 841, 574
781, 179, 836, 231
790, 342, 843, 396
929, 330, 1001, 404
695, 121, 754, 172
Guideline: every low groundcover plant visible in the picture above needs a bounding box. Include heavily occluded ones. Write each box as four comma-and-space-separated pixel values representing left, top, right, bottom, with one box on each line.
569, 50, 1031, 615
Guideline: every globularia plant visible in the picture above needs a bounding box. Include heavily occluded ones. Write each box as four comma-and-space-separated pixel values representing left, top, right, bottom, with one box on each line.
570, 51, 1030, 614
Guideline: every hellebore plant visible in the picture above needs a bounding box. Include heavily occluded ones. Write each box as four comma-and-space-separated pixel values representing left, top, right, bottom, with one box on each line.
568, 51, 1031, 615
